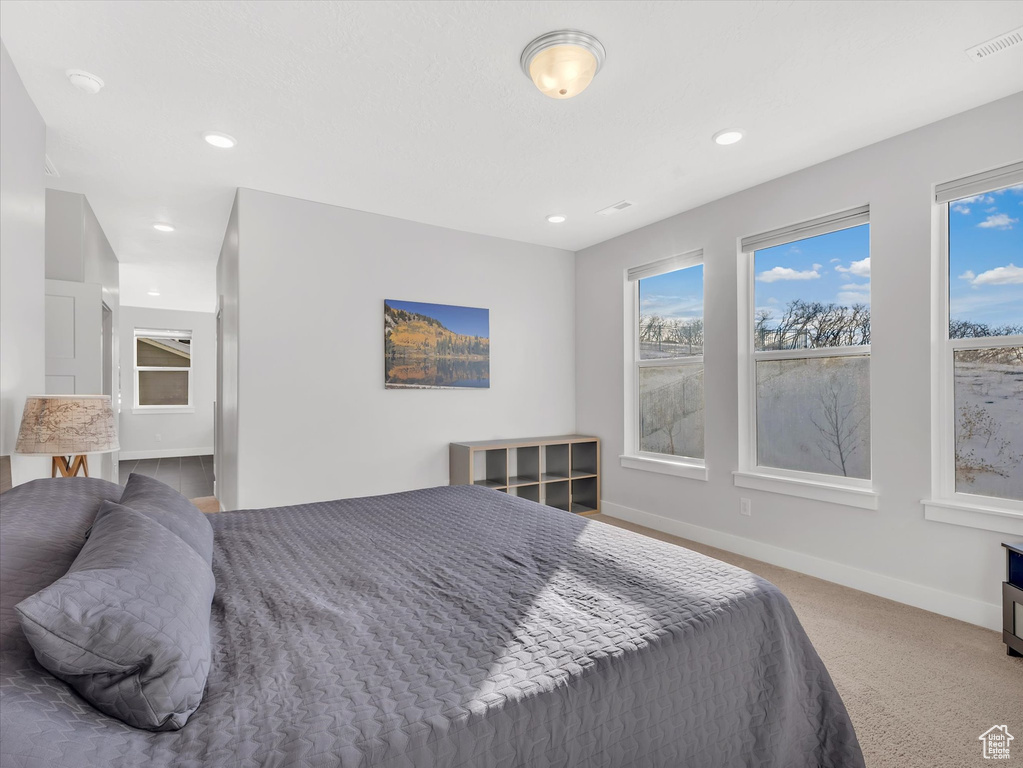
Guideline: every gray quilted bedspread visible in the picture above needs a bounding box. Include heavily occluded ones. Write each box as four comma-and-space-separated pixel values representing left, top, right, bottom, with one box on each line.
0, 479, 864, 768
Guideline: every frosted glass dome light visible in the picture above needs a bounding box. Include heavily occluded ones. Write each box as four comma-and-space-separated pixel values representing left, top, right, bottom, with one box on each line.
521, 30, 605, 100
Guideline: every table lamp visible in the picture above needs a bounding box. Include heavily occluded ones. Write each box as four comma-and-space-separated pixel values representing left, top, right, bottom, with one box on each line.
15, 395, 119, 478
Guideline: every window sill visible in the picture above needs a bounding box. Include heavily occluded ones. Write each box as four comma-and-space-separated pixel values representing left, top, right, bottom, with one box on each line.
620, 454, 708, 481
131, 406, 195, 415
922, 498, 1023, 536
732, 470, 878, 510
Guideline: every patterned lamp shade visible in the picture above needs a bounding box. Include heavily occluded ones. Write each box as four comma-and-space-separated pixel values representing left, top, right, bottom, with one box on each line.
15, 395, 119, 455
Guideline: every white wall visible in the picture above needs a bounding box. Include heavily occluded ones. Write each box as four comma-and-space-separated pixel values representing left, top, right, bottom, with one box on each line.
118, 306, 215, 460
576, 92, 1023, 631
220, 188, 575, 510
0, 41, 48, 484
216, 195, 240, 509
44, 189, 121, 480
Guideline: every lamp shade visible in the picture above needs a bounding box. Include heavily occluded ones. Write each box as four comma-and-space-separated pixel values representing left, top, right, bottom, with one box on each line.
15, 395, 119, 455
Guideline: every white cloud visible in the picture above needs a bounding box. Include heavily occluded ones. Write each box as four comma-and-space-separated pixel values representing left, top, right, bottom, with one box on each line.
755, 266, 821, 283
767, 297, 780, 304
961, 263, 1023, 287
985, 206, 999, 213
812, 263, 822, 270
951, 203, 971, 215
978, 213, 1018, 230
956, 194, 994, 205
840, 283, 868, 291
837, 290, 871, 305
834, 257, 871, 278
788, 246, 802, 255
829, 258, 840, 263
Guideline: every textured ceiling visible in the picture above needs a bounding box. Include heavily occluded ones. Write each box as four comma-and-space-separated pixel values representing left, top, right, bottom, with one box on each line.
2, 1, 1022, 310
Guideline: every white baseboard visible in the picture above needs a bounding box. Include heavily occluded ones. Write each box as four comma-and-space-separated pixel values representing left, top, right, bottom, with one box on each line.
119, 447, 214, 461
600, 499, 1001, 632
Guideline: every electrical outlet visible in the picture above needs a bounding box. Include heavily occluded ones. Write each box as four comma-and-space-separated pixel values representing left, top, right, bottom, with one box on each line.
155, 434, 162, 442
740, 498, 751, 517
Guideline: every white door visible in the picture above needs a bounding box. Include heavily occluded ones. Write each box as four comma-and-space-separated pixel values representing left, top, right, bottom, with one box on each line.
44, 279, 113, 481
45, 279, 102, 395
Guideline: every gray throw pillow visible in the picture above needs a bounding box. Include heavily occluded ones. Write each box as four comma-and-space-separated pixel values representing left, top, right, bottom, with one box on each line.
15, 501, 215, 731
120, 473, 214, 565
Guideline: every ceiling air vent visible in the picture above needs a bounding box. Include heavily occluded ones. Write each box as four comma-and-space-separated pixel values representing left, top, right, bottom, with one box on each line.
596, 200, 635, 216
965, 26, 1023, 62
44, 155, 60, 178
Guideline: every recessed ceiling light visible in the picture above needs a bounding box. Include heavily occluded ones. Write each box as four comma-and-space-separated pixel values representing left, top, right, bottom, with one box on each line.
153, 223, 175, 232
521, 30, 605, 99
147, 290, 161, 297
546, 214, 567, 224
203, 132, 236, 149
65, 69, 104, 95
712, 129, 744, 146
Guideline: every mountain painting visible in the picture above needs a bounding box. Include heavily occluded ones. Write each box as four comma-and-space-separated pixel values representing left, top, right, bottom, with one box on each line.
384, 300, 490, 389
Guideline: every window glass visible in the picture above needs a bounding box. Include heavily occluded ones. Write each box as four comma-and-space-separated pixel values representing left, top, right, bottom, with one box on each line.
137, 337, 191, 367
753, 224, 870, 351
635, 261, 704, 462
138, 370, 190, 406
756, 355, 870, 479
948, 185, 1023, 337
953, 346, 1023, 501
638, 364, 705, 458
638, 265, 704, 359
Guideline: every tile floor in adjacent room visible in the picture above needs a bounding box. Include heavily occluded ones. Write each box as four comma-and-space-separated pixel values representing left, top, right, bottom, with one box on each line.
119, 455, 214, 499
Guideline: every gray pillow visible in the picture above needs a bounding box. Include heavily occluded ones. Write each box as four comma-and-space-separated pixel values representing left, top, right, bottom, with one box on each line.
15, 501, 215, 731
120, 473, 214, 565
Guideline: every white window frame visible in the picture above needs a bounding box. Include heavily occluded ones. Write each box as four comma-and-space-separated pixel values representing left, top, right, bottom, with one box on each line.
621, 249, 708, 481
133, 328, 195, 414
924, 162, 1023, 535
734, 206, 878, 510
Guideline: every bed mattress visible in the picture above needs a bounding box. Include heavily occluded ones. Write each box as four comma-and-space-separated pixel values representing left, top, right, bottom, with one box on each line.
0, 478, 863, 767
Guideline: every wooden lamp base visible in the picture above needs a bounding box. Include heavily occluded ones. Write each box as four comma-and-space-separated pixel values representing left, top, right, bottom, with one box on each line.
52, 455, 89, 478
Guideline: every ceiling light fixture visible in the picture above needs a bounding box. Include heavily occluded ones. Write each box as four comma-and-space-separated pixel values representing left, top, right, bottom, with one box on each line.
712, 129, 744, 146
65, 69, 104, 95
153, 223, 175, 232
147, 291, 161, 297
546, 214, 567, 224
203, 132, 236, 149
521, 30, 605, 99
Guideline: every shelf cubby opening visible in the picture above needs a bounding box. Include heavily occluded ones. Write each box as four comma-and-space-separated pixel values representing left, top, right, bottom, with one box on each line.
543, 479, 571, 511
570, 476, 598, 514
512, 484, 540, 503
571, 441, 598, 477
473, 448, 508, 488
543, 443, 571, 481
508, 446, 540, 486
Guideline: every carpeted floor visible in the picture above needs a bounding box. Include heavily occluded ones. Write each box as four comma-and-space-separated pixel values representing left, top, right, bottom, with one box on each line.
590, 513, 1023, 768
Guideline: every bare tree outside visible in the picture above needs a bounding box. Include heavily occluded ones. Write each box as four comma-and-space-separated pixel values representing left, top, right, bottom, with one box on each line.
809, 375, 869, 477
756, 300, 870, 351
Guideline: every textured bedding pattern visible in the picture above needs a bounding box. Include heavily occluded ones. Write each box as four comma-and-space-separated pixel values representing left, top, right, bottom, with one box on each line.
0, 479, 864, 767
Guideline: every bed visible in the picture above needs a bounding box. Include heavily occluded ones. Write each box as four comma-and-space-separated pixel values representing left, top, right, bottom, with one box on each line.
0, 477, 864, 767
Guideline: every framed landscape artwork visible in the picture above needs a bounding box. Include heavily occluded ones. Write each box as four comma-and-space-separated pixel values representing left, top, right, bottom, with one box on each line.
384, 299, 490, 389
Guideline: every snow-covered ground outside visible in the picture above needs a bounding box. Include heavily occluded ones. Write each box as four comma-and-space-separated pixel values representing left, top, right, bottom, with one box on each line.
954, 351, 1023, 501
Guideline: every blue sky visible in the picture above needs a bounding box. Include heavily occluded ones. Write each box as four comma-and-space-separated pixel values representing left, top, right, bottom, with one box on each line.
948, 184, 1023, 329
386, 299, 489, 338
639, 264, 703, 320
754, 224, 871, 321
